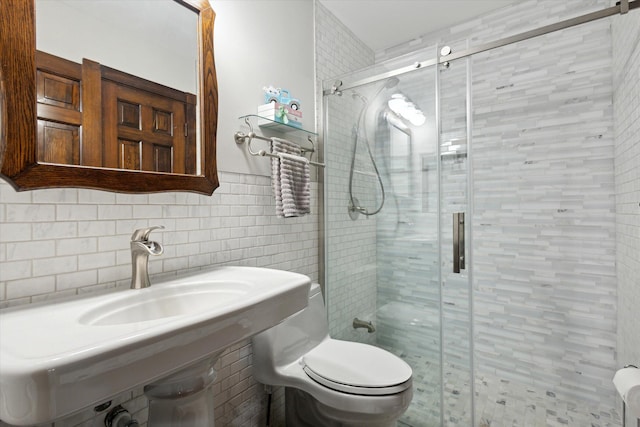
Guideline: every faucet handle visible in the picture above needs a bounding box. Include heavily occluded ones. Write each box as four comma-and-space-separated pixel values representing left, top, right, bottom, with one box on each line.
131, 225, 165, 242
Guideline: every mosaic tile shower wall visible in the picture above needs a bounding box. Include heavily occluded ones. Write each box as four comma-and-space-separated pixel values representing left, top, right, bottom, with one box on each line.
471, 17, 616, 407
315, 1, 379, 345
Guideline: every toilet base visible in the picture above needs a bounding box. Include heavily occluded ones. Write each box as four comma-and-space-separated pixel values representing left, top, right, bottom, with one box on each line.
285, 388, 397, 427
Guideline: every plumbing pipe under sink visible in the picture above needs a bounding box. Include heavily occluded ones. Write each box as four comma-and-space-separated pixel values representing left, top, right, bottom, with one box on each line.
104, 405, 139, 427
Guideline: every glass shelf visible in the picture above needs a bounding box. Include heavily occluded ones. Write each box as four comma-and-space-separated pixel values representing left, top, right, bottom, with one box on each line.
239, 114, 317, 137
235, 114, 323, 165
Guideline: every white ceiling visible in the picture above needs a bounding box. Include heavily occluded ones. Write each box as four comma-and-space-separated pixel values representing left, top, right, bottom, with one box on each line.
319, 0, 518, 52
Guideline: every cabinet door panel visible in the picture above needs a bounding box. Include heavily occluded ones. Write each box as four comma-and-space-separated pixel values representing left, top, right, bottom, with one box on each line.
103, 81, 188, 174
37, 120, 80, 165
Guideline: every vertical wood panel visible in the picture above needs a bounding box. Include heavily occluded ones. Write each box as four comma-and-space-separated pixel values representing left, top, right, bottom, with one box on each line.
197, 5, 217, 183
0, 0, 37, 179
102, 80, 119, 169
82, 58, 102, 167
184, 93, 197, 175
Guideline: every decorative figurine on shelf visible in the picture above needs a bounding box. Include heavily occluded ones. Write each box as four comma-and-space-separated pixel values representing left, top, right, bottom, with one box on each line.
275, 105, 290, 124
262, 86, 301, 111
258, 86, 304, 129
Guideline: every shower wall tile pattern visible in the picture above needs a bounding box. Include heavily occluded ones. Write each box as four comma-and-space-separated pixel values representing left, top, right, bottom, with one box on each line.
0, 172, 319, 426
315, 1, 379, 344
373, 0, 620, 421
471, 17, 617, 405
612, 8, 640, 427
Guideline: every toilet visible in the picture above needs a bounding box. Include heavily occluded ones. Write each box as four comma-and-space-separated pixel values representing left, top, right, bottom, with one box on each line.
252, 283, 413, 427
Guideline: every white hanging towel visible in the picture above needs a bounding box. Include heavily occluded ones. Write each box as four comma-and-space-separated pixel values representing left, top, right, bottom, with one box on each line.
271, 137, 311, 217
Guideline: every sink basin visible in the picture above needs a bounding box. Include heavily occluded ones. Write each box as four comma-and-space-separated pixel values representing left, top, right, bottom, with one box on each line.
0, 266, 311, 426
79, 280, 251, 326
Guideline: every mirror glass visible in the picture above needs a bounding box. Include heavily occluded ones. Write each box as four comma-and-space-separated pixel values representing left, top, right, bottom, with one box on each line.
36, 0, 201, 175
36, 1, 198, 95
0, 0, 218, 194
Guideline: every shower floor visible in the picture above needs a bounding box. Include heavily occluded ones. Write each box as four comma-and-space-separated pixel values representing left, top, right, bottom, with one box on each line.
387, 348, 622, 427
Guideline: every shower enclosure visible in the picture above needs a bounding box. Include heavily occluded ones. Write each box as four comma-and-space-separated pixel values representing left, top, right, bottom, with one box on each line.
322, 4, 622, 426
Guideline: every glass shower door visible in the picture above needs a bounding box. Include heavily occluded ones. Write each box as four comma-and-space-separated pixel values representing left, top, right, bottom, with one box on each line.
373, 64, 441, 427
438, 53, 473, 427
323, 52, 472, 426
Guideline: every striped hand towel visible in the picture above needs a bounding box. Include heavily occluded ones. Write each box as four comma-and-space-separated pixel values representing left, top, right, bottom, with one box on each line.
271, 137, 311, 217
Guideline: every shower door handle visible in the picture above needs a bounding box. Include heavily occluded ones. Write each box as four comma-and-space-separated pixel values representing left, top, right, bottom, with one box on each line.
453, 212, 465, 273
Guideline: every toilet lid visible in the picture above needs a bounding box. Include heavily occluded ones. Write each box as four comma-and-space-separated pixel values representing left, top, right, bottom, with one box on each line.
302, 340, 412, 396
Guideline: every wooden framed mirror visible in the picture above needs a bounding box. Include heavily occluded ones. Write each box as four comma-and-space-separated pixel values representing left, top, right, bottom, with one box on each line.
0, 0, 218, 194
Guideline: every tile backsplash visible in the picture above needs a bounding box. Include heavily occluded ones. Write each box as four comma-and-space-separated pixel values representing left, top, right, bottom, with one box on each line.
0, 172, 319, 306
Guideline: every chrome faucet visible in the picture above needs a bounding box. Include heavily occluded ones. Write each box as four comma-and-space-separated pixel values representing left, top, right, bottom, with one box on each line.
353, 317, 376, 333
130, 225, 164, 289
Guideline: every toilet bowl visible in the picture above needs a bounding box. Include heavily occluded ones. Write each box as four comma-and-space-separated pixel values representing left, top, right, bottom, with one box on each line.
252, 283, 413, 427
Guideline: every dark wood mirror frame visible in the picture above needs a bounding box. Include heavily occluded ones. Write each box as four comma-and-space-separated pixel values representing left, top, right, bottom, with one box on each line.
0, 0, 219, 194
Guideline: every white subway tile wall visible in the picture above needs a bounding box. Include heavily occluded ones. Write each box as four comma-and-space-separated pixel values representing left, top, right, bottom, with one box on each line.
0, 172, 319, 426
612, 7, 640, 427
315, 1, 380, 345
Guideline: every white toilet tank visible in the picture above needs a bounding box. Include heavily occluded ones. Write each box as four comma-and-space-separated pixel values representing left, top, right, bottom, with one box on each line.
252, 283, 328, 384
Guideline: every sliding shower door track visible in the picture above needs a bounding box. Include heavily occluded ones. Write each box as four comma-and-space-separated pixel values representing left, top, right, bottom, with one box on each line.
324, 0, 638, 94
443, 0, 637, 63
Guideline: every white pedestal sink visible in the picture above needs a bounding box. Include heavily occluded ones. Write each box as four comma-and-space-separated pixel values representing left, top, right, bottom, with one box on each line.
0, 266, 311, 426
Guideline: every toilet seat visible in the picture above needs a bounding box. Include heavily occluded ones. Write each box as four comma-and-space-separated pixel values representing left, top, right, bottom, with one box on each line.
302, 340, 412, 396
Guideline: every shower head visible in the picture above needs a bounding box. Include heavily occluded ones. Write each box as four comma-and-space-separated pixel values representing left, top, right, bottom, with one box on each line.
352, 77, 400, 105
